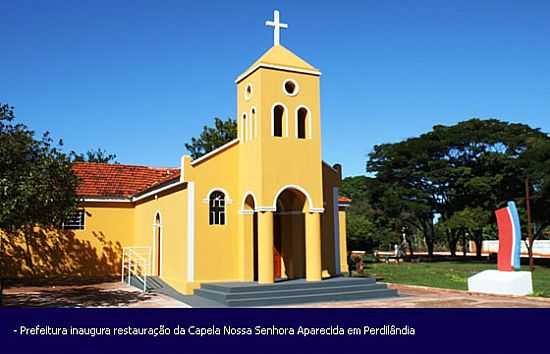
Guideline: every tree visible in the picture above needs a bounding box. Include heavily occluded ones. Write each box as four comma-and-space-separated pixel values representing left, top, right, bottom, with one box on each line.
366, 118, 549, 259
517, 136, 550, 268
0, 103, 79, 304
341, 176, 407, 252
70, 148, 118, 163
341, 176, 380, 251
184, 117, 237, 159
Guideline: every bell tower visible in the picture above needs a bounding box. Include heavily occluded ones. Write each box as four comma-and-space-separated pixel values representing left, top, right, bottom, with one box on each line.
236, 10, 324, 213
235, 10, 326, 284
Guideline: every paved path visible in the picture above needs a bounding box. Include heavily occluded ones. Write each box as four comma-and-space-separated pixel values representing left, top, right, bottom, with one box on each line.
4, 282, 550, 308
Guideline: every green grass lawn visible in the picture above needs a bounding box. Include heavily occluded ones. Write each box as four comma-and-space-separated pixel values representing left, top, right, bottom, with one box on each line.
363, 260, 550, 297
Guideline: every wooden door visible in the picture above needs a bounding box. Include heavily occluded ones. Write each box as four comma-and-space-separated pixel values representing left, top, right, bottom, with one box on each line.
274, 246, 282, 279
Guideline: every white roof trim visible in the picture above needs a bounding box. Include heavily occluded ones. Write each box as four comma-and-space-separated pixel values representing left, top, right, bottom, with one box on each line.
190, 139, 240, 166
132, 181, 185, 202
322, 160, 339, 173
235, 63, 321, 84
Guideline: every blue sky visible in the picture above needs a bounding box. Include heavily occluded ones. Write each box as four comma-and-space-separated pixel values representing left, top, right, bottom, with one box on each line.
2, 0, 549, 177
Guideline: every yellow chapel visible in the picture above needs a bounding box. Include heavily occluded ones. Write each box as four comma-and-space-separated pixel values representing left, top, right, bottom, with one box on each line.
10, 11, 353, 296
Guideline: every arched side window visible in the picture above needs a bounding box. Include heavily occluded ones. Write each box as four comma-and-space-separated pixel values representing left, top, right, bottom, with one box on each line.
242, 113, 247, 141
273, 105, 284, 137
209, 191, 226, 225
250, 107, 256, 140
297, 107, 308, 139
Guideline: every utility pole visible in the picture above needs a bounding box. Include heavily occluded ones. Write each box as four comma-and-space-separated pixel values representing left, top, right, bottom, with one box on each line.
525, 176, 535, 271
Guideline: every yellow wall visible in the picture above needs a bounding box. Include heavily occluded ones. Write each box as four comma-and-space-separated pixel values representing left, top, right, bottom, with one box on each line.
338, 209, 349, 273
133, 185, 188, 292
184, 143, 242, 283
1, 202, 134, 279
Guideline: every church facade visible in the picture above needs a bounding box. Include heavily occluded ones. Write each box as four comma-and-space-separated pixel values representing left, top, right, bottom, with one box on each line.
58, 13, 350, 295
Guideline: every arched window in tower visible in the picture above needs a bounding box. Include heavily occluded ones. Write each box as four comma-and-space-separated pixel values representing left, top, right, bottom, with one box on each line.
297, 107, 308, 139
250, 107, 256, 140
209, 191, 226, 225
273, 105, 284, 137
242, 113, 247, 141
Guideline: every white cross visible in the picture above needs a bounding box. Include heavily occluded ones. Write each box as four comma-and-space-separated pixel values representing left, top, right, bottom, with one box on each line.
265, 10, 288, 46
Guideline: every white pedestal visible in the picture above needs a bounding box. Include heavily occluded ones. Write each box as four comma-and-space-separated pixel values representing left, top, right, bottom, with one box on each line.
467, 270, 533, 296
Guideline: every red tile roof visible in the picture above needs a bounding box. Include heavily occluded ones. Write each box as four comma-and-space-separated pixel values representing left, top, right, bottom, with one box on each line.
72, 162, 180, 198
338, 196, 352, 204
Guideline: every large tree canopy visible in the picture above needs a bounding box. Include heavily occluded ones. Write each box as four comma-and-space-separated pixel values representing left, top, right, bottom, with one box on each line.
0, 103, 80, 303
185, 117, 237, 159
0, 104, 78, 231
344, 118, 550, 260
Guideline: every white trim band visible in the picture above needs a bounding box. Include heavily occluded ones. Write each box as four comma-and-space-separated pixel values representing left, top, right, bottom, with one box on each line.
239, 210, 255, 215
309, 208, 325, 213
236, 63, 321, 84
190, 139, 240, 166
133, 181, 184, 202
256, 206, 277, 212
187, 181, 195, 282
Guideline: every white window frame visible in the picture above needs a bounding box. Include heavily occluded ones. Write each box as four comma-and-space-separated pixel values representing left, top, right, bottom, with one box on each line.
61, 209, 85, 230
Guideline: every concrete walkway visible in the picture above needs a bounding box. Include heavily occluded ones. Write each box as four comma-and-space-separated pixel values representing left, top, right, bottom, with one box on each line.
4, 282, 550, 308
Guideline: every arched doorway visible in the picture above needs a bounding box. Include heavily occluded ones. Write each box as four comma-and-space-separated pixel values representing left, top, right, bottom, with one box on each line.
153, 212, 162, 276
243, 194, 259, 281
274, 188, 308, 280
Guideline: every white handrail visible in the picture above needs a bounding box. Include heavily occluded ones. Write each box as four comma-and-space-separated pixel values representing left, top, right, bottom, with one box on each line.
121, 246, 152, 292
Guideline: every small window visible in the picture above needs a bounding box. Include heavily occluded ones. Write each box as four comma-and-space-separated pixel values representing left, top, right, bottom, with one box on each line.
242, 113, 247, 141
209, 191, 226, 225
283, 79, 299, 96
273, 105, 284, 137
297, 107, 308, 139
250, 108, 256, 140
61, 210, 85, 230
244, 83, 253, 100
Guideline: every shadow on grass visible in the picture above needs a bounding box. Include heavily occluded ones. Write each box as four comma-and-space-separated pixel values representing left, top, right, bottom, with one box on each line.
3, 286, 152, 307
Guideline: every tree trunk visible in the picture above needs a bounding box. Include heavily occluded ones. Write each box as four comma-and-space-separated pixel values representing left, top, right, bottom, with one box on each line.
23, 226, 34, 273
0, 233, 3, 306
406, 235, 414, 257
427, 219, 435, 258
461, 230, 467, 257
447, 229, 457, 257
525, 177, 535, 271
473, 229, 483, 258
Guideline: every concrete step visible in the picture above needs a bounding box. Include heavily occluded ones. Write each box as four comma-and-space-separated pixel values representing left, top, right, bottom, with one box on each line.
193, 277, 399, 307
195, 283, 388, 303
225, 288, 399, 307
127, 275, 164, 292
201, 277, 376, 293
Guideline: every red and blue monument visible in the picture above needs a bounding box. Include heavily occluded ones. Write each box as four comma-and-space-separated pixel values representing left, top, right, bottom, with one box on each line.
468, 201, 533, 295
495, 201, 522, 271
